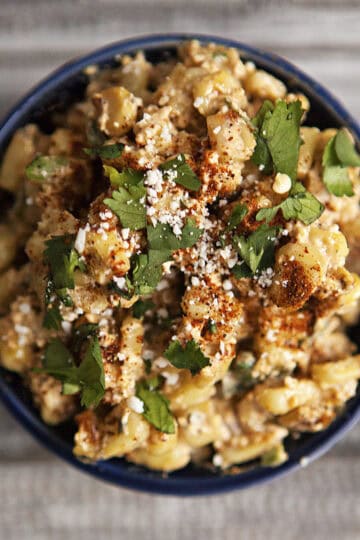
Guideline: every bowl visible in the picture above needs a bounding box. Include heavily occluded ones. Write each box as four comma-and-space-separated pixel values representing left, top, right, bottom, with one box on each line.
0, 33, 359, 496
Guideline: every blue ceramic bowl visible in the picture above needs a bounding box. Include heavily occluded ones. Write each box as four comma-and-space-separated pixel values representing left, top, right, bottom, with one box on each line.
1, 34, 359, 496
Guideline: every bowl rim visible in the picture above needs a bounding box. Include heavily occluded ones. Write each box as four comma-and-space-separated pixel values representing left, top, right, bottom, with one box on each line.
0, 32, 360, 496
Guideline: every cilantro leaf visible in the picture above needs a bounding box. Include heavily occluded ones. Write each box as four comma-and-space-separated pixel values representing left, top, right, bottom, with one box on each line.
334, 129, 360, 167
147, 219, 202, 251
251, 137, 273, 175
207, 320, 217, 334
252, 100, 302, 181
104, 181, 146, 230
232, 224, 280, 276
160, 154, 201, 191
131, 251, 169, 296
323, 166, 354, 197
72, 323, 98, 354
77, 336, 105, 408
252, 100, 274, 129
26, 155, 69, 182
256, 182, 324, 225
84, 143, 124, 159
225, 204, 248, 232
144, 358, 152, 374
103, 165, 144, 187
43, 305, 62, 330
36, 335, 105, 408
86, 120, 107, 147
127, 219, 202, 295
251, 101, 275, 175
322, 129, 358, 196
136, 379, 175, 433
164, 339, 210, 375
132, 299, 155, 318
231, 263, 253, 279
43, 235, 85, 304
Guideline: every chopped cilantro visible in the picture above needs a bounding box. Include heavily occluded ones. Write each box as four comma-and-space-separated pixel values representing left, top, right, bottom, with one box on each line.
130, 251, 168, 296
233, 359, 256, 390
144, 358, 152, 374
147, 219, 202, 252
128, 219, 202, 295
261, 444, 287, 467
43, 235, 85, 305
164, 339, 210, 375
132, 299, 155, 318
104, 180, 146, 230
252, 100, 303, 181
232, 224, 281, 277
84, 142, 124, 159
252, 100, 274, 129
35, 334, 105, 408
160, 154, 201, 191
43, 304, 62, 331
322, 129, 359, 196
207, 320, 217, 334
72, 323, 98, 354
86, 120, 107, 147
334, 129, 360, 166
136, 379, 175, 433
225, 204, 248, 232
103, 165, 144, 188
25, 155, 69, 182
256, 182, 324, 225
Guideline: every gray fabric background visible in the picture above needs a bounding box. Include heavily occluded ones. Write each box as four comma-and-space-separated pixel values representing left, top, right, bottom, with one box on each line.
0, 1, 359, 538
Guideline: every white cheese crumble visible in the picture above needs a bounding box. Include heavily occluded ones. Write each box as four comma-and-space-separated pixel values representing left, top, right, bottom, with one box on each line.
113, 276, 126, 289
222, 279, 233, 291
256, 267, 274, 288
154, 357, 169, 369
127, 396, 144, 414
162, 371, 179, 386
212, 454, 223, 467
61, 321, 72, 335
193, 96, 204, 108
19, 303, 31, 314
14, 324, 30, 335
74, 225, 89, 254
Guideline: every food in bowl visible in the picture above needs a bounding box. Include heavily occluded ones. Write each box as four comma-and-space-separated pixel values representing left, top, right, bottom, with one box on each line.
0, 39, 360, 473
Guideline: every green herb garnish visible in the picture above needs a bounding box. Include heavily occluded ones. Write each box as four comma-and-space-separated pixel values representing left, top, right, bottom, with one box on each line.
72, 323, 98, 354
36, 334, 105, 408
132, 299, 155, 318
84, 142, 124, 159
232, 224, 281, 278
160, 154, 201, 191
136, 379, 175, 433
225, 204, 248, 232
104, 165, 144, 188
207, 320, 217, 334
43, 235, 85, 305
26, 155, 69, 182
104, 172, 146, 230
164, 339, 210, 375
256, 182, 324, 225
43, 305, 62, 331
322, 129, 359, 196
128, 219, 202, 295
252, 100, 303, 182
